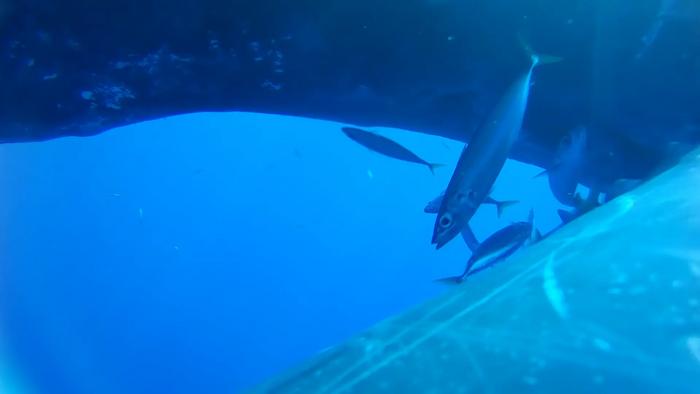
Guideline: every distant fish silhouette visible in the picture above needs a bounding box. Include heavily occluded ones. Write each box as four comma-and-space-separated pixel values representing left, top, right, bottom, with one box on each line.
341, 127, 443, 174
534, 125, 588, 207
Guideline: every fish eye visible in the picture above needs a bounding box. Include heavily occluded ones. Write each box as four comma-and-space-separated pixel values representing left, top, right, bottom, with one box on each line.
467, 190, 477, 201
439, 213, 453, 228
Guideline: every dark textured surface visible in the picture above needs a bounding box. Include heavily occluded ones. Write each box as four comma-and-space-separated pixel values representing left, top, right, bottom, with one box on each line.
1, 0, 699, 190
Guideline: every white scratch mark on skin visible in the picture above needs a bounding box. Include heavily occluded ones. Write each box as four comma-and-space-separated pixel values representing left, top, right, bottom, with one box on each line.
543, 254, 569, 319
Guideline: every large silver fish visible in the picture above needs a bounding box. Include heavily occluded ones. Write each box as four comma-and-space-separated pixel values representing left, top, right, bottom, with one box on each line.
432, 52, 558, 249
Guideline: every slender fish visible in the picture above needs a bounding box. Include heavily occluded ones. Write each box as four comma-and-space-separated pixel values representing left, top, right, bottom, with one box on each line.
436, 211, 536, 284
341, 127, 443, 174
432, 51, 559, 249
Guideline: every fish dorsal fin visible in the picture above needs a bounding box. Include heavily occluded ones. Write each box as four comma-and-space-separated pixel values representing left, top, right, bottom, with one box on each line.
557, 209, 576, 223
533, 229, 543, 242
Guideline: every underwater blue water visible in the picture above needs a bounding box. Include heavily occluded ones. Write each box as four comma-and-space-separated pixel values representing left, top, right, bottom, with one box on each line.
0, 113, 563, 393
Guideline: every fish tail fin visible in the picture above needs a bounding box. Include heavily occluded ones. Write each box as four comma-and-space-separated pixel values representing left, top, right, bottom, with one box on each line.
434, 275, 465, 285
495, 200, 519, 219
517, 34, 562, 67
428, 163, 445, 175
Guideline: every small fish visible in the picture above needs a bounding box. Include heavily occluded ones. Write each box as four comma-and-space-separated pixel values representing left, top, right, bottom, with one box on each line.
535, 125, 588, 207
138, 208, 144, 219
424, 190, 518, 218
341, 127, 444, 174
432, 49, 560, 249
436, 211, 537, 284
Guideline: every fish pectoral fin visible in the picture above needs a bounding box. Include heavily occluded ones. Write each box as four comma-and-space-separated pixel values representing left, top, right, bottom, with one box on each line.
460, 226, 480, 252
434, 275, 465, 285
527, 208, 535, 225
532, 168, 549, 179
496, 200, 519, 218
533, 161, 562, 179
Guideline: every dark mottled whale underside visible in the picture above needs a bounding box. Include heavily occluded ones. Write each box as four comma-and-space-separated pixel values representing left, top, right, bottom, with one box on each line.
1, 0, 699, 190
251, 148, 700, 393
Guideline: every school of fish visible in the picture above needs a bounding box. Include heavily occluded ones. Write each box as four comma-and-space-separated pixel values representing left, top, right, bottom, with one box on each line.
339, 47, 647, 284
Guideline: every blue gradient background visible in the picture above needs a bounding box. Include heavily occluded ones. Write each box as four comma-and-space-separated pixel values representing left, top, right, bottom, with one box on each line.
0, 113, 561, 393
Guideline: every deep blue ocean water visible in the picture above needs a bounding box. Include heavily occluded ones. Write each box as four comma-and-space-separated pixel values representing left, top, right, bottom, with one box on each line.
0, 113, 564, 393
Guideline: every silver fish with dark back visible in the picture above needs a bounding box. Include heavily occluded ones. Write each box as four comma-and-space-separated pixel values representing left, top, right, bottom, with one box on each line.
436, 210, 537, 284
432, 51, 560, 249
341, 127, 443, 174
